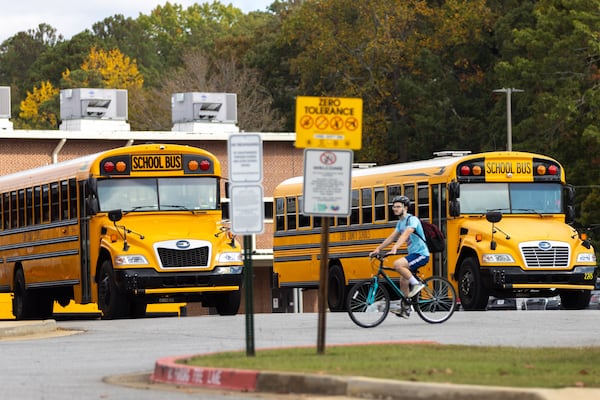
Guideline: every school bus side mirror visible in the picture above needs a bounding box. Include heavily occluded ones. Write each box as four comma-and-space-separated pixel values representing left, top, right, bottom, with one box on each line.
449, 200, 460, 217
108, 209, 123, 222
86, 198, 99, 215
87, 177, 98, 196
449, 181, 460, 201
565, 205, 575, 225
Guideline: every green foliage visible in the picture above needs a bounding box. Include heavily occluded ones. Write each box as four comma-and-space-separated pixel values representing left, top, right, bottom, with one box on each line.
2, 0, 600, 225
185, 344, 600, 388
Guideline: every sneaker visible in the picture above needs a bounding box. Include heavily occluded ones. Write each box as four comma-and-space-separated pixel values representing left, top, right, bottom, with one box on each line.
389, 300, 403, 313
408, 283, 425, 298
398, 305, 411, 319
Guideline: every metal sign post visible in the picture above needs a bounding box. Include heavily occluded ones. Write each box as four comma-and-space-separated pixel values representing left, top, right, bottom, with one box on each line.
228, 134, 264, 357
302, 148, 353, 354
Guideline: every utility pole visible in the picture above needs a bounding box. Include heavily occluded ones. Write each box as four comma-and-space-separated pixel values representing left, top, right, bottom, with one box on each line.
493, 88, 523, 151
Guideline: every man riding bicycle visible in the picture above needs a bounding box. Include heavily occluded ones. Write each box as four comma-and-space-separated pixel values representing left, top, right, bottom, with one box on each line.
370, 195, 429, 318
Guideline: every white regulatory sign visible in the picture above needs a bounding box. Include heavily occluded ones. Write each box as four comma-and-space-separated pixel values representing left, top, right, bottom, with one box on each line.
302, 149, 353, 216
228, 134, 263, 183
229, 184, 264, 234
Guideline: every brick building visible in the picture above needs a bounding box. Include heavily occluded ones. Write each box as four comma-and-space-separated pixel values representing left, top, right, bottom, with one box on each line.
0, 129, 307, 314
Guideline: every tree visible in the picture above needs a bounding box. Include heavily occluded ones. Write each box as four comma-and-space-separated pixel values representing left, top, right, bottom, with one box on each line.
130, 51, 283, 131
18, 81, 59, 129
279, 0, 493, 163
61, 47, 143, 89
0, 24, 62, 112
492, 0, 600, 225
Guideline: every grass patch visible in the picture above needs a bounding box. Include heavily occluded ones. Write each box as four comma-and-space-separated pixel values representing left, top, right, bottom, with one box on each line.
183, 344, 600, 389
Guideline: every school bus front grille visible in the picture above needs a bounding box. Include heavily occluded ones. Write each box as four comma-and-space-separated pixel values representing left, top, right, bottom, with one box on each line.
157, 247, 209, 268
521, 245, 569, 268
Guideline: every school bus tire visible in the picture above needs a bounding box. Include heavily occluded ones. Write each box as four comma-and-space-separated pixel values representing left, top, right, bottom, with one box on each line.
215, 290, 241, 316
559, 289, 591, 310
13, 269, 33, 320
327, 263, 347, 312
97, 260, 129, 320
458, 257, 489, 311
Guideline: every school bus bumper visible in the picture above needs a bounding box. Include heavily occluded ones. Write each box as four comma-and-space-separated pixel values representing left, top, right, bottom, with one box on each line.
113, 268, 243, 300
483, 266, 597, 291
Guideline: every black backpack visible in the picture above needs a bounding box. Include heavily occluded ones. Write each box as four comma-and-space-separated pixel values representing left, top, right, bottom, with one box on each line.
410, 216, 445, 253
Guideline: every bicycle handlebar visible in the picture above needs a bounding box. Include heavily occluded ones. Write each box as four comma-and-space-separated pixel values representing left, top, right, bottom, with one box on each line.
370, 252, 390, 261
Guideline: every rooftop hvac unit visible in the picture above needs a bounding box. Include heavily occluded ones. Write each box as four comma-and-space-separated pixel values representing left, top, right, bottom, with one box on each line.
0, 86, 12, 130
60, 88, 128, 120
0, 86, 10, 118
171, 92, 237, 124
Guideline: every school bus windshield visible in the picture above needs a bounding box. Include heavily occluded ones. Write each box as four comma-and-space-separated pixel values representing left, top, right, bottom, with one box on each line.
459, 182, 562, 214
97, 177, 219, 212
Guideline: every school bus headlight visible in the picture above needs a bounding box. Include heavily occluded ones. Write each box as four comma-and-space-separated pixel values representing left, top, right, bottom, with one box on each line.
482, 254, 514, 263
215, 266, 243, 274
218, 252, 243, 263
114, 255, 149, 265
576, 253, 596, 263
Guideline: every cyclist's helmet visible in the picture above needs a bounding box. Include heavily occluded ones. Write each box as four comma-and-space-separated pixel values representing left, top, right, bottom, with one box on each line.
392, 195, 410, 207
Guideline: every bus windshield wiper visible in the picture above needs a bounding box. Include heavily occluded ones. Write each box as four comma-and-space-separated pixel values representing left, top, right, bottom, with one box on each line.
160, 204, 196, 213
123, 205, 158, 214
512, 208, 545, 217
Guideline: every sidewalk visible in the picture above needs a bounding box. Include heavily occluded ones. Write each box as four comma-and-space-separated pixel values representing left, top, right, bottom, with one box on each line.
151, 353, 600, 400
0, 320, 57, 339
2, 320, 600, 399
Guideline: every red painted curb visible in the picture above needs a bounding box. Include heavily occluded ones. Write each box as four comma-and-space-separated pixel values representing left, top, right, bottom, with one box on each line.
151, 355, 259, 391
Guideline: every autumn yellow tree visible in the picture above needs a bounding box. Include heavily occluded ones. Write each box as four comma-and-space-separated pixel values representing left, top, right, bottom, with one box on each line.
18, 81, 59, 129
62, 47, 143, 89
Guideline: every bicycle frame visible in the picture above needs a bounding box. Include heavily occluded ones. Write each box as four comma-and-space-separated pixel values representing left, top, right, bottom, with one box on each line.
347, 253, 457, 327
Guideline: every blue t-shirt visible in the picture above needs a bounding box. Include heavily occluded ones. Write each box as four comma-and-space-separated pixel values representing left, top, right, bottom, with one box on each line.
395, 214, 430, 256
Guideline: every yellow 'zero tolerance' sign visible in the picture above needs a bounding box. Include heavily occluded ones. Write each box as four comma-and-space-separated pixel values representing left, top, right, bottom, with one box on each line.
295, 96, 362, 150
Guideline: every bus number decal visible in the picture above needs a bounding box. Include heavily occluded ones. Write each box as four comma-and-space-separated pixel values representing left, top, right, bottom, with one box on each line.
584, 272, 594, 280
131, 155, 182, 171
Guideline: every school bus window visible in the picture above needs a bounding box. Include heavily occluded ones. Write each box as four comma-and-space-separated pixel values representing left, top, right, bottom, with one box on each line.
50, 182, 60, 221
350, 189, 359, 225
431, 184, 446, 222
42, 184, 50, 222
17, 189, 25, 227
374, 187, 385, 221
60, 180, 69, 219
275, 197, 285, 231
11, 191, 18, 228
361, 188, 372, 224
404, 184, 415, 214
286, 197, 297, 230
26, 187, 33, 225
387, 185, 400, 200
0, 192, 5, 230
3, 192, 10, 229
418, 182, 429, 218
338, 215, 348, 226
69, 179, 77, 218
387, 184, 401, 219
298, 196, 310, 228
34, 186, 42, 224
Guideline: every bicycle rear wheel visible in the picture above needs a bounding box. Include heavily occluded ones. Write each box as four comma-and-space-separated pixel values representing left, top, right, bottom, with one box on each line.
414, 276, 457, 324
346, 280, 390, 328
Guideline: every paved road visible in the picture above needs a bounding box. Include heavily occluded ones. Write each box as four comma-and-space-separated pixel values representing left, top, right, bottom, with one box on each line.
1, 310, 599, 399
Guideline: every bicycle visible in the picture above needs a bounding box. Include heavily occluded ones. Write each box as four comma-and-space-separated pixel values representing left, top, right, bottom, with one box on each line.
346, 253, 457, 328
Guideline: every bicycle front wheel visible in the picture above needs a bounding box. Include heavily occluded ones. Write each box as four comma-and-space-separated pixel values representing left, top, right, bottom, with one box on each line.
414, 276, 457, 324
346, 280, 390, 328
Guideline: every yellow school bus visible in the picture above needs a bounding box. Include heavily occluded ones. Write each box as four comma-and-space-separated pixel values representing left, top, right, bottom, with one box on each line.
0, 143, 242, 320
273, 151, 597, 311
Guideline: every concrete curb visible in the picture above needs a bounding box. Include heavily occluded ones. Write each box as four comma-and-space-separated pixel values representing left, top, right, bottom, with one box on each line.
151, 354, 555, 399
0, 320, 57, 338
